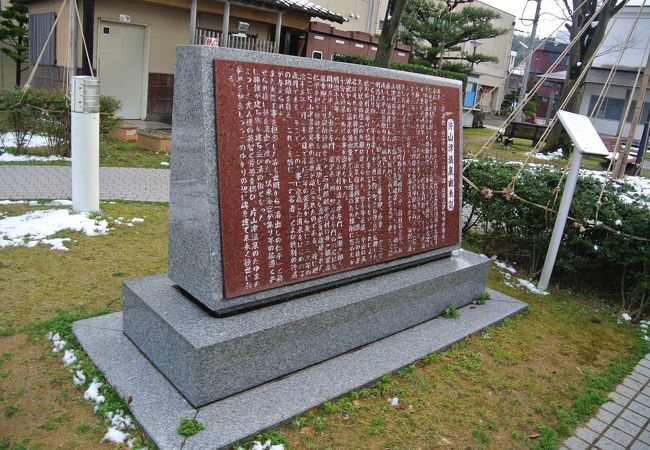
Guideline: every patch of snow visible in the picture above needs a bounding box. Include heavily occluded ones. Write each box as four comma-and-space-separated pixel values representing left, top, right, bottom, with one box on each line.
527, 148, 563, 161
269, 445, 285, 450
491, 256, 517, 274
41, 238, 71, 251
622, 313, 632, 321
84, 379, 105, 404
48, 199, 73, 206
644, 335, 649, 341
130, 217, 144, 223
0, 152, 70, 162
62, 349, 77, 366
389, 397, 399, 407
516, 278, 549, 296
0, 209, 108, 250
160, 161, 170, 166
594, 245, 599, 251
47, 332, 66, 352
251, 441, 271, 450
103, 427, 127, 444
0, 200, 26, 205
106, 410, 135, 430
615, 219, 623, 226
0, 133, 49, 149
73, 370, 86, 386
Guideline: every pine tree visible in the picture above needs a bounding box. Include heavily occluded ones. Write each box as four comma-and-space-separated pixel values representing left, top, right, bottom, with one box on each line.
0, 0, 29, 86
400, 0, 508, 70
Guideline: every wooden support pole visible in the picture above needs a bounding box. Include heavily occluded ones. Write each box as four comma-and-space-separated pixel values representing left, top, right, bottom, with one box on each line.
221, 1, 230, 48
274, 12, 282, 53
189, 0, 197, 44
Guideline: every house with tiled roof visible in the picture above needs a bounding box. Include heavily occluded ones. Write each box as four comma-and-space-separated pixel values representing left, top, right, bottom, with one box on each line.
25, 0, 345, 121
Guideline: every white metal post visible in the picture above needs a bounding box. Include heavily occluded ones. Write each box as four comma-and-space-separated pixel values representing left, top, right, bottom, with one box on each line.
537, 149, 583, 290
71, 76, 100, 213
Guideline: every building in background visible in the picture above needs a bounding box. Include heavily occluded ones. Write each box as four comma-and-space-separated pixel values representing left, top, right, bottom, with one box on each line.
311, 0, 387, 35
305, 21, 410, 62
457, 1, 515, 113
528, 40, 567, 121
25, 0, 345, 121
576, 3, 650, 142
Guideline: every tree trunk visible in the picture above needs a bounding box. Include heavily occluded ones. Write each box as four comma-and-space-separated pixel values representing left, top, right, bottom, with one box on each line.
375, 0, 409, 68
15, 35, 23, 86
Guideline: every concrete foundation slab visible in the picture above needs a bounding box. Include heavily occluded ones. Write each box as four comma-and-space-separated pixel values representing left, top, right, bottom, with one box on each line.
122, 251, 490, 407
73, 288, 526, 450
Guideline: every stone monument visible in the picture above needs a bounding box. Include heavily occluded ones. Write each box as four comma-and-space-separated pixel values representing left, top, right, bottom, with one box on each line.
74, 46, 526, 449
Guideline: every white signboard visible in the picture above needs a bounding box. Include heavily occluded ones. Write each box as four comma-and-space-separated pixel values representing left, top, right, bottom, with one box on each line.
556, 110, 609, 156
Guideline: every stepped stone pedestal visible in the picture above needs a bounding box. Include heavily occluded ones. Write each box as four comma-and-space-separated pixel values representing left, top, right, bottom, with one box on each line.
73, 47, 527, 449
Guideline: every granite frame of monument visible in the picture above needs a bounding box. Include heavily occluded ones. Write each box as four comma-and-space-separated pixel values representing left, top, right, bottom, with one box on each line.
73, 46, 527, 450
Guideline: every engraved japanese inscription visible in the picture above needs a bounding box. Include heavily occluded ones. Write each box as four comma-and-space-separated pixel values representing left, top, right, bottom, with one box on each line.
215, 60, 460, 298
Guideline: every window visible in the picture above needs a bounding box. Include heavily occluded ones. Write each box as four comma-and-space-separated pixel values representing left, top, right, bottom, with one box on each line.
312, 51, 322, 60
588, 95, 625, 121
29, 12, 56, 66
625, 101, 650, 123
547, 53, 558, 64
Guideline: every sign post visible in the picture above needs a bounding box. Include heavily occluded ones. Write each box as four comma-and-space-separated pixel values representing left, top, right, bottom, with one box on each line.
538, 110, 609, 290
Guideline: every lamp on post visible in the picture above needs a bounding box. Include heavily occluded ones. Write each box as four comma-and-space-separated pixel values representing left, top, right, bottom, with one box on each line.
469, 40, 482, 68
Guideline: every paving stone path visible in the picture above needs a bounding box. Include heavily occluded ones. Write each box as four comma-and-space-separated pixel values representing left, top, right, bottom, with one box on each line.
0, 165, 170, 202
562, 355, 650, 450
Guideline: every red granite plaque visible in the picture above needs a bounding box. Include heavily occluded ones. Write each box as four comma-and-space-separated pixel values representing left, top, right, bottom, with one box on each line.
215, 60, 460, 298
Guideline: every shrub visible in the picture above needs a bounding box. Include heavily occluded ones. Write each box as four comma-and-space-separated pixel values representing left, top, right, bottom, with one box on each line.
0, 87, 40, 152
99, 95, 121, 135
463, 159, 650, 318
0, 88, 122, 156
332, 54, 468, 93
32, 89, 70, 156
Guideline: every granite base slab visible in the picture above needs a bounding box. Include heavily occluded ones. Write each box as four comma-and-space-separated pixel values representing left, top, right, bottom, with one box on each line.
72, 289, 527, 450
123, 251, 490, 407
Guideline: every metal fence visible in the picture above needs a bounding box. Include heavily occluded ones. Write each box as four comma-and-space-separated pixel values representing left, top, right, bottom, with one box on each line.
195, 28, 277, 53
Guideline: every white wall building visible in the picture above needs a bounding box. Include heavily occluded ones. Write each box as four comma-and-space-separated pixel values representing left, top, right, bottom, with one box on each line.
311, 0, 387, 34
578, 3, 650, 140
456, 1, 515, 113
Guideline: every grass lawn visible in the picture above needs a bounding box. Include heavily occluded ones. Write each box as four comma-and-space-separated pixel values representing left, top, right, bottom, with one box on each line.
0, 138, 169, 169
0, 201, 646, 450
463, 127, 609, 172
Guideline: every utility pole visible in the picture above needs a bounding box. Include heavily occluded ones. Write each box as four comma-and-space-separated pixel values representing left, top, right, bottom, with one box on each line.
515, 0, 542, 123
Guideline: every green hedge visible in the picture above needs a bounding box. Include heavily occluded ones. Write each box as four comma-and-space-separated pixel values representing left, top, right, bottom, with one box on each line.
464, 159, 650, 318
331, 54, 467, 92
